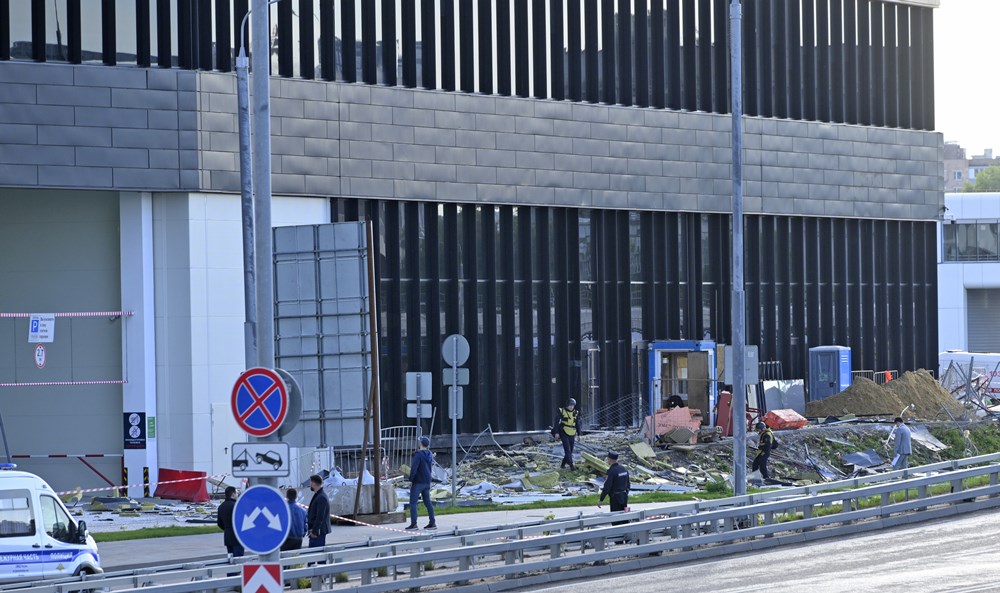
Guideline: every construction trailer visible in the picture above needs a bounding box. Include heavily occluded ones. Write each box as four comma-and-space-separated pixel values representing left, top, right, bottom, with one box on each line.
647, 340, 719, 427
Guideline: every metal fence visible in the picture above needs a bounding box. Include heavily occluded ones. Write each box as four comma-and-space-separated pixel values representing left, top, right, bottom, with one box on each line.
852, 369, 899, 385
328, 426, 418, 481
10, 452, 1000, 593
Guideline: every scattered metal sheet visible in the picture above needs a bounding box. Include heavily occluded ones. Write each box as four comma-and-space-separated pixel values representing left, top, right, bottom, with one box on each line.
762, 380, 806, 415
804, 444, 847, 481
909, 424, 950, 452
824, 437, 854, 447
842, 449, 886, 468
460, 482, 501, 495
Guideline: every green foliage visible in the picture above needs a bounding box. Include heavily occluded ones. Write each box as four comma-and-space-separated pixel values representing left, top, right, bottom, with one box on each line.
704, 479, 731, 495
963, 165, 1000, 192
930, 427, 965, 452
376, 566, 388, 578
422, 561, 436, 571
334, 573, 349, 583
969, 424, 1000, 453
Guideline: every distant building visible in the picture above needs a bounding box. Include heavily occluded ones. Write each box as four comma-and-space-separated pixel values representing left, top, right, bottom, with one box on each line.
944, 142, 1000, 192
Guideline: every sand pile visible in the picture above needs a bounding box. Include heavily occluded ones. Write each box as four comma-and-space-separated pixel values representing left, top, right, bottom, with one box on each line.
805, 370, 964, 419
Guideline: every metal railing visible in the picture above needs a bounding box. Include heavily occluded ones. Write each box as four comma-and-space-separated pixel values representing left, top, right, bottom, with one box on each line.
9, 452, 1000, 593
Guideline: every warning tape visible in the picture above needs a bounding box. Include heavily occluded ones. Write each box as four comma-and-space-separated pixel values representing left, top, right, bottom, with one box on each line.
55, 473, 231, 497
0, 380, 128, 387
0, 311, 134, 318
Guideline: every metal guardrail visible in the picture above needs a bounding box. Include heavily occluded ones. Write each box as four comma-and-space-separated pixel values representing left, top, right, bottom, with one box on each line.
9, 452, 1000, 593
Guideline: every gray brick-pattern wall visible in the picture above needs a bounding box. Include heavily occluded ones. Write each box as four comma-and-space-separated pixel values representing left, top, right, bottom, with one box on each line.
197, 73, 942, 220
0, 62, 943, 220
0, 62, 197, 190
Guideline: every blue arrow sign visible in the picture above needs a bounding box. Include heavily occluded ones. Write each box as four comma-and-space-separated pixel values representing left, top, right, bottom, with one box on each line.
233, 485, 291, 555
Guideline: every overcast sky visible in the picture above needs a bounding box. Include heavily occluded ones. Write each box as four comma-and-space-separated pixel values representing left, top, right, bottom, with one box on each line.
935, 0, 999, 156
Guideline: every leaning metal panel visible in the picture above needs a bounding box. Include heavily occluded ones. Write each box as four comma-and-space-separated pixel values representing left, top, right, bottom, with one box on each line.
274, 222, 372, 448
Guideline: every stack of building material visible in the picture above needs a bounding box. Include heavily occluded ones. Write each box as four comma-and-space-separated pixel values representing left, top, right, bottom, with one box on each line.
644, 407, 704, 444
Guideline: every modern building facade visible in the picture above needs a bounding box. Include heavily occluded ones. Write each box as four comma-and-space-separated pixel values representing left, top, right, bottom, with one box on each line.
939, 192, 1000, 353
0, 0, 941, 491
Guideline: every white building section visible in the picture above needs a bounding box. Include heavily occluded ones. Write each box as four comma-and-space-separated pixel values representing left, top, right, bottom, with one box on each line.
938, 192, 1000, 353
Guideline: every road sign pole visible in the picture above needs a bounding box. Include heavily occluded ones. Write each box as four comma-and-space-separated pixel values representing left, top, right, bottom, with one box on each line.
416, 373, 422, 436
451, 338, 458, 506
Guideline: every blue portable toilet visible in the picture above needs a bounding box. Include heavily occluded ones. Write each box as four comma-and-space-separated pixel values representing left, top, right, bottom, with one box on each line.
808, 346, 852, 401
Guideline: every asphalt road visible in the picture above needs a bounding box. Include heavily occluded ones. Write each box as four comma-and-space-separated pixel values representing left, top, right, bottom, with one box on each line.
521, 508, 1000, 593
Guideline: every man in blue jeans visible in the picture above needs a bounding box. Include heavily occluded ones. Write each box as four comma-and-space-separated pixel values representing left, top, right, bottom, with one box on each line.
406, 436, 437, 530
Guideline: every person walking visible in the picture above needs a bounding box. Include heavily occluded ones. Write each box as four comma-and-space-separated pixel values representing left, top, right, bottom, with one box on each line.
306, 474, 330, 548
406, 436, 437, 530
216, 486, 243, 557
551, 398, 581, 470
892, 417, 912, 470
752, 422, 775, 483
598, 451, 631, 526
281, 487, 308, 552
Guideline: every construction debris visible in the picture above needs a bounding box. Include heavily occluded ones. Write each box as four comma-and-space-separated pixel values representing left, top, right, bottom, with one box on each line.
644, 407, 703, 443
763, 409, 809, 430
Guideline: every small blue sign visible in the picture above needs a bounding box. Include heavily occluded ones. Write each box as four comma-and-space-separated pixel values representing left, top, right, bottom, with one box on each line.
233, 485, 291, 554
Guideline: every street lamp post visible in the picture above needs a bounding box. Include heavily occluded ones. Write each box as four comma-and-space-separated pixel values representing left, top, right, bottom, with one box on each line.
730, 0, 747, 497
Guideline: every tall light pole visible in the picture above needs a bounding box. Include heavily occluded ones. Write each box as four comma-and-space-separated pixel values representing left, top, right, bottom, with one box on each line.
730, 0, 747, 497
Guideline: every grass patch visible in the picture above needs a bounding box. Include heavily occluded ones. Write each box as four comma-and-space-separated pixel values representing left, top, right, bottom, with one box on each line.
411, 488, 739, 517
91, 525, 219, 542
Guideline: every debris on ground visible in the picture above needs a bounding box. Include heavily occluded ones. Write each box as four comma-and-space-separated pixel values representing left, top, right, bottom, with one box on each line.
806, 370, 965, 420
763, 409, 809, 430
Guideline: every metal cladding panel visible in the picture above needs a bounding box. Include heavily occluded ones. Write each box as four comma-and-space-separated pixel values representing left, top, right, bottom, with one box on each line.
967, 289, 1000, 353
274, 222, 372, 448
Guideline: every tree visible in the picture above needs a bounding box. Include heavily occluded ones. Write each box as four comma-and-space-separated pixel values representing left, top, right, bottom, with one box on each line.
963, 165, 1000, 192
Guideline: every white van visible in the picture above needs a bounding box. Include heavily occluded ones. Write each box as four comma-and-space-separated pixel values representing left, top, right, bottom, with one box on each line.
0, 466, 101, 583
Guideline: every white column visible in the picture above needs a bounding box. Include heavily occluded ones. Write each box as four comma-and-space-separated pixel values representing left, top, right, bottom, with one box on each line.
120, 192, 159, 498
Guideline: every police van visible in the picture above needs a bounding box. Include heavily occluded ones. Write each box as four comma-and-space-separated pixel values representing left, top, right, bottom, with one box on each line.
0, 465, 101, 582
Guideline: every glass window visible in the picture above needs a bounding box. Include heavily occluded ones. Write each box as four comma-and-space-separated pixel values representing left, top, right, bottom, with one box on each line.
116, 1, 137, 65
943, 224, 959, 261
80, 1, 103, 63
977, 223, 999, 260
0, 491, 34, 537
9, 1, 31, 59
39, 496, 76, 544
579, 210, 592, 281
45, 0, 69, 62
629, 212, 642, 281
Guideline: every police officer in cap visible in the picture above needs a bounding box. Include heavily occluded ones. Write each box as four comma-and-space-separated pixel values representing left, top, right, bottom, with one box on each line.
598, 451, 631, 515
551, 398, 581, 470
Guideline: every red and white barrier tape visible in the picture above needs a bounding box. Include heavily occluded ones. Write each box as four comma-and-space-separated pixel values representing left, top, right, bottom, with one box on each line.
0, 311, 134, 318
55, 473, 230, 496
0, 380, 127, 387
12, 454, 124, 459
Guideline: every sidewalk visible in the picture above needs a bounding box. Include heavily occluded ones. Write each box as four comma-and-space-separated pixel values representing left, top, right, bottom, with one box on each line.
99, 502, 676, 571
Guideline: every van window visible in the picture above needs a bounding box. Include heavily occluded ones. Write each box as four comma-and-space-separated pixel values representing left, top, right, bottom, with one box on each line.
0, 490, 34, 537
39, 496, 76, 544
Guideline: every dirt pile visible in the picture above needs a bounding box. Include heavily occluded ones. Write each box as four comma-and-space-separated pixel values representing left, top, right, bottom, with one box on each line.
805, 370, 964, 420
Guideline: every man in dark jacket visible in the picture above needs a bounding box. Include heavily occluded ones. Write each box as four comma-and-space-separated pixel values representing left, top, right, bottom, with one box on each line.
598, 451, 631, 513
306, 474, 330, 548
281, 487, 308, 551
551, 398, 581, 470
406, 436, 437, 530
216, 486, 243, 557
753, 422, 775, 482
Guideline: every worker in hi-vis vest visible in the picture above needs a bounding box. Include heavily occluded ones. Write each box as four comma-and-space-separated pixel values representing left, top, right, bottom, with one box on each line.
551, 398, 581, 470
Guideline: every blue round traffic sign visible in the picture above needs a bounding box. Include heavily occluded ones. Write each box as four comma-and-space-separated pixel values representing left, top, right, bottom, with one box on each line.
233, 485, 291, 555
231, 367, 289, 437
